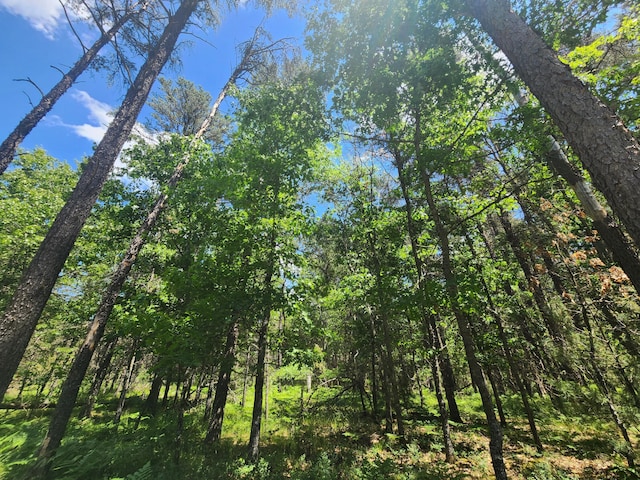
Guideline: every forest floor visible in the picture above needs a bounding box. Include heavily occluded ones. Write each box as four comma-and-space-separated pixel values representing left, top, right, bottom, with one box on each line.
0, 385, 638, 479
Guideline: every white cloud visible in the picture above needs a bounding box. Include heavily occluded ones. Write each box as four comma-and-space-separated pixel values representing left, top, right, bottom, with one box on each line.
48, 90, 158, 174
68, 90, 113, 142
0, 0, 63, 38
44, 90, 112, 143
53, 89, 158, 146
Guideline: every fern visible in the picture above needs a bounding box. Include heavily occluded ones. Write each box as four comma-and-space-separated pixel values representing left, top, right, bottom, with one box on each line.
124, 461, 152, 480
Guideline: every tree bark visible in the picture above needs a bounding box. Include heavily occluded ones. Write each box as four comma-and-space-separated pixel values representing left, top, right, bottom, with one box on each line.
465, 227, 544, 452
205, 319, 240, 443
143, 372, 164, 417
81, 336, 118, 418
369, 313, 380, 421
0, 0, 201, 402
545, 137, 640, 294
114, 344, 138, 425
248, 229, 276, 461
466, 0, 640, 247
415, 114, 507, 479
393, 149, 462, 424
488, 369, 506, 428
499, 212, 563, 342
248, 306, 271, 461
0, 2, 149, 174
27, 4, 203, 475
368, 236, 405, 437
431, 192, 506, 479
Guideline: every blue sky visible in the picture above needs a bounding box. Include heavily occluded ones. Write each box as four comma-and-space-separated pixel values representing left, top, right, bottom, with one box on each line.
0, 0, 306, 168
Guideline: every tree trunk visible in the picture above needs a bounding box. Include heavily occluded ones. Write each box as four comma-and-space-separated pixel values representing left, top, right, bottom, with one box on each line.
369, 313, 380, 421
469, 235, 544, 452
488, 369, 506, 428
143, 373, 163, 417
241, 347, 251, 408
0, 0, 201, 402
420, 315, 456, 462
28, 5, 203, 475
545, 137, 640, 294
415, 114, 507, 479
203, 374, 216, 420
248, 309, 270, 461
584, 312, 636, 468
205, 319, 240, 443
174, 376, 192, 466
81, 336, 118, 418
114, 345, 138, 425
369, 243, 405, 437
248, 237, 276, 461
0, 3, 148, 174
423, 178, 506, 478
498, 212, 563, 342
393, 149, 462, 423
495, 310, 544, 452
466, 0, 640, 247
34, 365, 56, 405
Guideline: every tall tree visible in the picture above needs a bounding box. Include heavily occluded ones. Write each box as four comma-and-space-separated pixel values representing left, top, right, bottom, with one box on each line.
465, 0, 640, 246
34, 32, 271, 467
0, 0, 151, 174
147, 76, 228, 143
0, 0, 202, 402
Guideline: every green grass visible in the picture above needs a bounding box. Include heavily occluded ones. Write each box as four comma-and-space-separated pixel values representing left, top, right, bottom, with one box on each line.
0, 383, 637, 479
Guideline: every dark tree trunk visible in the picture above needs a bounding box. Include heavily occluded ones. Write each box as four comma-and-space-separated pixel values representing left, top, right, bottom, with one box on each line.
27, 4, 202, 475
494, 311, 544, 452
545, 137, 640, 294
174, 376, 192, 466
468, 231, 544, 453
114, 345, 138, 425
420, 315, 456, 462
193, 368, 207, 405
484, 220, 554, 376
81, 336, 118, 418
368, 243, 405, 437
205, 319, 240, 443
35, 365, 56, 405
488, 369, 506, 428
414, 114, 507, 479
583, 311, 636, 468
369, 314, 380, 421
596, 301, 640, 358
423, 182, 506, 478
162, 372, 172, 408
143, 373, 163, 417
393, 149, 462, 424
439, 339, 462, 423
467, 0, 640, 247
248, 239, 276, 461
0, 5, 145, 173
203, 372, 216, 420
241, 348, 251, 408
0, 0, 201, 402
248, 310, 270, 461
499, 212, 563, 342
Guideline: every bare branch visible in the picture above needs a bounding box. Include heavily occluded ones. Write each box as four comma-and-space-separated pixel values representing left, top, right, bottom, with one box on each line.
20, 92, 35, 108
50, 65, 66, 77
60, 0, 88, 52
13, 78, 44, 98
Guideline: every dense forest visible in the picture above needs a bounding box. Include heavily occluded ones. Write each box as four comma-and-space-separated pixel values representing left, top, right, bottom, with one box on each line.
1, 0, 639, 478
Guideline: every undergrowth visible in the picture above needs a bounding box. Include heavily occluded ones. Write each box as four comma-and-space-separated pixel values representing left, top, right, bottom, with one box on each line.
0, 385, 637, 479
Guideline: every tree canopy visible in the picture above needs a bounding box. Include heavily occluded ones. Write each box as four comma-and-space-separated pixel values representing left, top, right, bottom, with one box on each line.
0, 1, 639, 479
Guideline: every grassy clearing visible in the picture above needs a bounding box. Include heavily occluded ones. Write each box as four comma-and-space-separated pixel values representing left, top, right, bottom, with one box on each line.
0, 385, 638, 479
